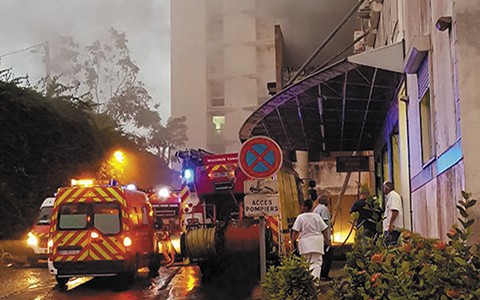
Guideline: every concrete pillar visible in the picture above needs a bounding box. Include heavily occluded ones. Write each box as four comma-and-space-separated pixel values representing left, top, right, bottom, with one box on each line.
296, 151, 310, 201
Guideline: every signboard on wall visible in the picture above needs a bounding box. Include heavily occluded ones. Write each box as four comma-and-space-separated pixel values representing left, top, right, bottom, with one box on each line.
336, 156, 370, 172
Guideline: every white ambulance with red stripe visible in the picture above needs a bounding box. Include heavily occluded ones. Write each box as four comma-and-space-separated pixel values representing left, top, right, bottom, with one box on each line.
26, 197, 55, 263
47, 179, 161, 285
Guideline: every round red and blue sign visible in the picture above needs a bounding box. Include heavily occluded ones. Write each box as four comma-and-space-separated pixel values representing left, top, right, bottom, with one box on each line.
238, 136, 283, 179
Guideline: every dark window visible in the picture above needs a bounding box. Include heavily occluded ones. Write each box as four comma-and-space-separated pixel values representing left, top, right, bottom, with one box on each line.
58, 203, 88, 230
36, 207, 53, 225
93, 203, 121, 234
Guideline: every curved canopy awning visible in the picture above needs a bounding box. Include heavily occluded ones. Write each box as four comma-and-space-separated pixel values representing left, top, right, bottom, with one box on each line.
239, 41, 405, 155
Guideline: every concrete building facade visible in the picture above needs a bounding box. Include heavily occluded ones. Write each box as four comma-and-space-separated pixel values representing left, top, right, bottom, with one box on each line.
238, 0, 480, 243
373, 0, 480, 241
171, 0, 276, 154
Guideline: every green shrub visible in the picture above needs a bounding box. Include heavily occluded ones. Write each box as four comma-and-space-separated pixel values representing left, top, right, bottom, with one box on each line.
329, 191, 480, 300
262, 255, 318, 300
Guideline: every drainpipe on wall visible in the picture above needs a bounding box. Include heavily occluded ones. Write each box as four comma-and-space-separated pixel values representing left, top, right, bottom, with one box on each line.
296, 151, 310, 201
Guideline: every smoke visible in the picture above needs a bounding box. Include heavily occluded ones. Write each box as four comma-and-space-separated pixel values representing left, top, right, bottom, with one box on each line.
0, 0, 170, 120
257, 0, 359, 68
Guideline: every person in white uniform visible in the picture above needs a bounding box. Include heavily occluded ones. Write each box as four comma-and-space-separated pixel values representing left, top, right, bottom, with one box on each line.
291, 199, 330, 279
314, 191, 333, 281
383, 181, 404, 245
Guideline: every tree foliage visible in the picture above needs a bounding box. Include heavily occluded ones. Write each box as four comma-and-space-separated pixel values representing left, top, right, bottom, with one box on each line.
0, 79, 113, 238
329, 191, 480, 300
47, 28, 187, 160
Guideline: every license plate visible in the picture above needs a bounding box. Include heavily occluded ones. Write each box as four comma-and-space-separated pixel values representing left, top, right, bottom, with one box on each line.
213, 172, 228, 178
59, 250, 80, 255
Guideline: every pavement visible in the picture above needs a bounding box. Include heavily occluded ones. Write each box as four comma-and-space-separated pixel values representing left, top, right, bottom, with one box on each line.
249, 259, 346, 300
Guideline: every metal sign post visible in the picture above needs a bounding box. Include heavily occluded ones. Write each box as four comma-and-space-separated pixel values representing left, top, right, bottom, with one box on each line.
244, 180, 280, 281
239, 136, 283, 282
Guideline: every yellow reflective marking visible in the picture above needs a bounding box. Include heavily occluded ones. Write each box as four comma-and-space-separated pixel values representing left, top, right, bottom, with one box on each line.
81, 238, 89, 248
67, 188, 86, 202
62, 232, 76, 245
101, 239, 118, 255
107, 188, 126, 207
109, 237, 125, 253
66, 256, 75, 261
79, 251, 88, 261
90, 250, 101, 260
212, 165, 220, 171
71, 232, 86, 245
95, 188, 110, 199
55, 188, 75, 205
92, 243, 112, 260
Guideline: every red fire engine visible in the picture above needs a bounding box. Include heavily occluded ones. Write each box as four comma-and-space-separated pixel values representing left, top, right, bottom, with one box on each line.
157, 149, 302, 278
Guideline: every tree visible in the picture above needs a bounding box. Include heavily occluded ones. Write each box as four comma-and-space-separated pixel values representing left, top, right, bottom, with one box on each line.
0, 78, 112, 238
146, 116, 188, 163
48, 28, 187, 161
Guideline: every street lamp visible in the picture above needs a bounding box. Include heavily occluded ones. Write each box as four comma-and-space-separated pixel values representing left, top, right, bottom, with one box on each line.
114, 151, 124, 163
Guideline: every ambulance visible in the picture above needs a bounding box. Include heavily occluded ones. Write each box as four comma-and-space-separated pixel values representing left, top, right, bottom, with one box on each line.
47, 179, 161, 285
26, 197, 55, 263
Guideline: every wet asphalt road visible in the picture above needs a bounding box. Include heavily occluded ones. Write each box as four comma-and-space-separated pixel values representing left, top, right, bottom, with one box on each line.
0, 259, 260, 300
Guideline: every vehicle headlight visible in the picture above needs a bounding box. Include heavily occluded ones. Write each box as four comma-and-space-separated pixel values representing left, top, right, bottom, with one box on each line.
27, 232, 38, 246
123, 237, 132, 247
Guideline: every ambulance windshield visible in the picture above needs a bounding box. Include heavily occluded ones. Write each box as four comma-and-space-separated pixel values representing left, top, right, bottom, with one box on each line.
36, 207, 53, 225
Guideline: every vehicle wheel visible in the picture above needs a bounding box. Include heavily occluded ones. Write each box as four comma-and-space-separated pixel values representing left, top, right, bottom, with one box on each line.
56, 276, 69, 286
26, 249, 37, 264
127, 257, 139, 284
148, 254, 161, 278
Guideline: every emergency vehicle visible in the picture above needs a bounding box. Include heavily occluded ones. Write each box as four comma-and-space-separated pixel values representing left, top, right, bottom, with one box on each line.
26, 197, 55, 263
169, 149, 301, 275
147, 187, 182, 266
47, 179, 161, 285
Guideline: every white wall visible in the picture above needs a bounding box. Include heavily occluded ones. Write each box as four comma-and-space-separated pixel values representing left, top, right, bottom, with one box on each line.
171, 0, 208, 150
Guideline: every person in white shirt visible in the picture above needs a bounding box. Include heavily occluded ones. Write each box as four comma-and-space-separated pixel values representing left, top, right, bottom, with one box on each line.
313, 191, 333, 281
382, 181, 404, 245
291, 199, 330, 279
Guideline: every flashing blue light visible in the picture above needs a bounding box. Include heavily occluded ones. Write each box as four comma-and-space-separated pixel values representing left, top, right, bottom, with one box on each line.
183, 169, 194, 182
126, 184, 136, 190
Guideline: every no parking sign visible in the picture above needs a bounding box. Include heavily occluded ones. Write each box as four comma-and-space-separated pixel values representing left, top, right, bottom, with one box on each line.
238, 136, 283, 179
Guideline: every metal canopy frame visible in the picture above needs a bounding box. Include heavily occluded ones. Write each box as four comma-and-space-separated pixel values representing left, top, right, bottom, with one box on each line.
239, 42, 405, 155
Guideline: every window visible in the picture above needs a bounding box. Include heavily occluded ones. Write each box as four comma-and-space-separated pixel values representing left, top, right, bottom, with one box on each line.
58, 202, 120, 234
93, 203, 120, 234
420, 90, 433, 164
36, 206, 53, 225
141, 206, 148, 225
58, 203, 88, 230
132, 207, 139, 226
212, 115, 225, 134
210, 81, 225, 107
417, 56, 434, 165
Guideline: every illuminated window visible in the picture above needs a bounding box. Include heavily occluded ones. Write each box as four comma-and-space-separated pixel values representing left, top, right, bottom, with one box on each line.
212, 116, 225, 134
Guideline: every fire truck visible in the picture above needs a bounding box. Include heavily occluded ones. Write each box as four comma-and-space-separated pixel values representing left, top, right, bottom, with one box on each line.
160, 149, 302, 277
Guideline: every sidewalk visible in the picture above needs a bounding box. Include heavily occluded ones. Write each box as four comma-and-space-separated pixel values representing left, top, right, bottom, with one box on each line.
249, 259, 346, 300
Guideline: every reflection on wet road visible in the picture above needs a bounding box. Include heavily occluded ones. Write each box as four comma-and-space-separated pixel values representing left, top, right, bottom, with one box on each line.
1, 259, 259, 300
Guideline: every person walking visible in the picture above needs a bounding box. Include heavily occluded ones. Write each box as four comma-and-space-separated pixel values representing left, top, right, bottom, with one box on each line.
383, 181, 404, 245
291, 199, 329, 280
350, 184, 376, 239
313, 191, 333, 281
